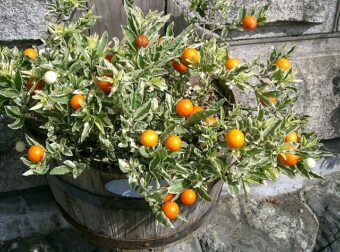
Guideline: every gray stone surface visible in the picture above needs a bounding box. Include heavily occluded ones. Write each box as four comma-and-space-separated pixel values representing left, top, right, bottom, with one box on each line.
196, 194, 319, 252
0, 229, 108, 252
0, 123, 47, 192
302, 172, 340, 252
0, 0, 47, 42
229, 37, 340, 139
0, 188, 68, 241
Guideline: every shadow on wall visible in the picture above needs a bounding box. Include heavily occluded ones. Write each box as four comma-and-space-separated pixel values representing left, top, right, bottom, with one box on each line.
331, 72, 340, 136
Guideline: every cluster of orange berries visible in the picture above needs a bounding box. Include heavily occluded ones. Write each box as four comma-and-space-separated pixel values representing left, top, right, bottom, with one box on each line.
278, 132, 301, 167
162, 188, 197, 220
172, 48, 200, 73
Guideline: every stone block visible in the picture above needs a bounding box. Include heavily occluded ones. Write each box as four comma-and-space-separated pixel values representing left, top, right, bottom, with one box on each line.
229, 37, 340, 139
0, 0, 47, 42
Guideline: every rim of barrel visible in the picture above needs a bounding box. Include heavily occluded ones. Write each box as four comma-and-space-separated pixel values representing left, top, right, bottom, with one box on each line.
55, 195, 219, 249
47, 175, 151, 210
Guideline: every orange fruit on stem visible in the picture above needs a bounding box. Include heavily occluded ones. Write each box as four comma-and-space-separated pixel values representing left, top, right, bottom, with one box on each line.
165, 135, 182, 152
225, 128, 245, 149
162, 202, 179, 220
172, 60, 188, 73
181, 48, 199, 65
205, 116, 217, 125
97, 73, 113, 93
24, 48, 38, 60
105, 54, 113, 61
180, 189, 197, 205
191, 106, 204, 115
70, 94, 84, 110
285, 132, 299, 143
28, 145, 45, 163
140, 130, 159, 148
224, 58, 240, 70
260, 97, 277, 107
242, 16, 258, 30
278, 144, 300, 167
176, 99, 194, 117
135, 35, 149, 48
275, 58, 292, 71
164, 193, 175, 203
158, 36, 164, 44
27, 79, 45, 93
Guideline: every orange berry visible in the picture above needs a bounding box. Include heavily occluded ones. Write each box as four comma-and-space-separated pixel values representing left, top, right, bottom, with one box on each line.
172, 60, 188, 73
225, 128, 245, 149
224, 58, 240, 70
96, 74, 113, 93
162, 202, 180, 220
275, 58, 292, 71
285, 132, 299, 143
164, 193, 175, 203
27, 79, 44, 93
135, 35, 149, 48
278, 144, 300, 167
105, 54, 113, 61
191, 106, 204, 115
180, 189, 197, 205
260, 97, 277, 107
158, 36, 164, 44
70, 94, 85, 110
27, 145, 45, 163
165, 135, 182, 152
242, 16, 258, 30
181, 48, 199, 65
176, 99, 194, 117
140, 130, 159, 148
24, 48, 38, 60
205, 116, 217, 125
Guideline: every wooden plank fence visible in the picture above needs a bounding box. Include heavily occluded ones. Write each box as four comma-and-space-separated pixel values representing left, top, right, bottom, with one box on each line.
76, 0, 187, 39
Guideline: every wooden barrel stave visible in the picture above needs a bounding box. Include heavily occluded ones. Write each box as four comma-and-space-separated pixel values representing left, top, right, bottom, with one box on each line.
47, 172, 222, 248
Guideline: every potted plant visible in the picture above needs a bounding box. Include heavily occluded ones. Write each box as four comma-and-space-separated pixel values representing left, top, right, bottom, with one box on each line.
0, 0, 326, 248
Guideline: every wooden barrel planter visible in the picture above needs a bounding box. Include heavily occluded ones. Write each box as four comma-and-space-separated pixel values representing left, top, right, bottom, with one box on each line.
47, 170, 223, 249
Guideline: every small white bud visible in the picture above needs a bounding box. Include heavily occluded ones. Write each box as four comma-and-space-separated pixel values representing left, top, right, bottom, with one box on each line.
15, 141, 26, 152
304, 158, 316, 169
43, 71, 58, 84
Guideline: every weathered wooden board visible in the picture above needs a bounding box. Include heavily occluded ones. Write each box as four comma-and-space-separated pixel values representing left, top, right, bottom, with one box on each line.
87, 0, 166, 39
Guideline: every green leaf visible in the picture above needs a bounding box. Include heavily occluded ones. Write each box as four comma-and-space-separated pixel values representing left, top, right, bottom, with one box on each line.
168, 179, 191, 194
196, 187, 213, 202
225, 181, 240, 196
133, 100, 152, 121
50, 166, 70, 175
5, 105, 22, 117
96, 31, 108, 55
155, 211, 173, 227
0, 88, 19, 98
8, 118, 24, 129
118, 159, 130, 173
80, 121, 93, 142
